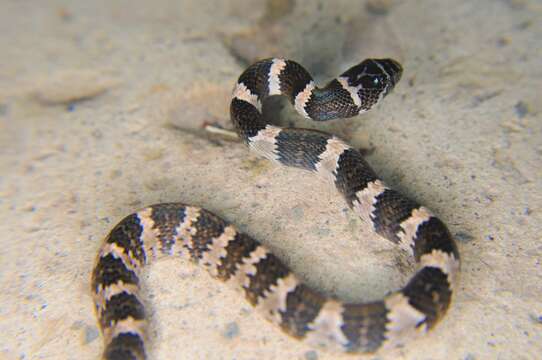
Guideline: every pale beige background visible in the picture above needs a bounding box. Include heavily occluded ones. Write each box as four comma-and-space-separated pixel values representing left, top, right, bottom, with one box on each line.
0, 1, 540, 359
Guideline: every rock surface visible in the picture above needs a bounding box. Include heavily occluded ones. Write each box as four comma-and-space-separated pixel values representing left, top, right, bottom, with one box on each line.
0, 1, 540, 359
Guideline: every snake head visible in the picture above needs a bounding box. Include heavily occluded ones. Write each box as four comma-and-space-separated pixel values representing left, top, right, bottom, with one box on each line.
340, 58, 403, 110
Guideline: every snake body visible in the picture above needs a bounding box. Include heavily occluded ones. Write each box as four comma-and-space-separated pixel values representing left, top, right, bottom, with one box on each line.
92, 58, 460, 359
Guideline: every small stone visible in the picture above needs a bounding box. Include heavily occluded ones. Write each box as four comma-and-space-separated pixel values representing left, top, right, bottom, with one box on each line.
84, 325, 99, 344
366, 0, 393, 15
496, 37, 510, 47
455, 232, 474, 243
514, 101, 529, 118
223, 322, 239, 339
304, 350, 318, 360
291, 205, 304, 220
529, 313, 542, 324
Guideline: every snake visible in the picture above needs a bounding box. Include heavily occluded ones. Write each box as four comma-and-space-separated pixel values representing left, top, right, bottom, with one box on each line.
91, 58, 460, 359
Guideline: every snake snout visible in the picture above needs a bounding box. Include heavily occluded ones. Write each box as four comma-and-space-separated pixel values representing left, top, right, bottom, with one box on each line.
379, 58, 403, 89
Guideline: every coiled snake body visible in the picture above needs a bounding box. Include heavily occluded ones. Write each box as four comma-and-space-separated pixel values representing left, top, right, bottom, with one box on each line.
92, 58, 460, 359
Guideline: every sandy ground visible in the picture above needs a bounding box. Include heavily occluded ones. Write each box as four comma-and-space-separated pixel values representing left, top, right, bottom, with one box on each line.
0, 0, 540, 359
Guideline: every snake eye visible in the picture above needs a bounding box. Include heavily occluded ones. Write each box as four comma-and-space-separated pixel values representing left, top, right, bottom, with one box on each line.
360, 74, 385, 89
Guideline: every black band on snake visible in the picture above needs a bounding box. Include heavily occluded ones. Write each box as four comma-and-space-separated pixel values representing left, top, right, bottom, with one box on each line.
91, 58, 460, 359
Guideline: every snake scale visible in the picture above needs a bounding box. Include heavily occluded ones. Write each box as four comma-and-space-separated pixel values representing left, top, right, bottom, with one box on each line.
92, 58, 460, 359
